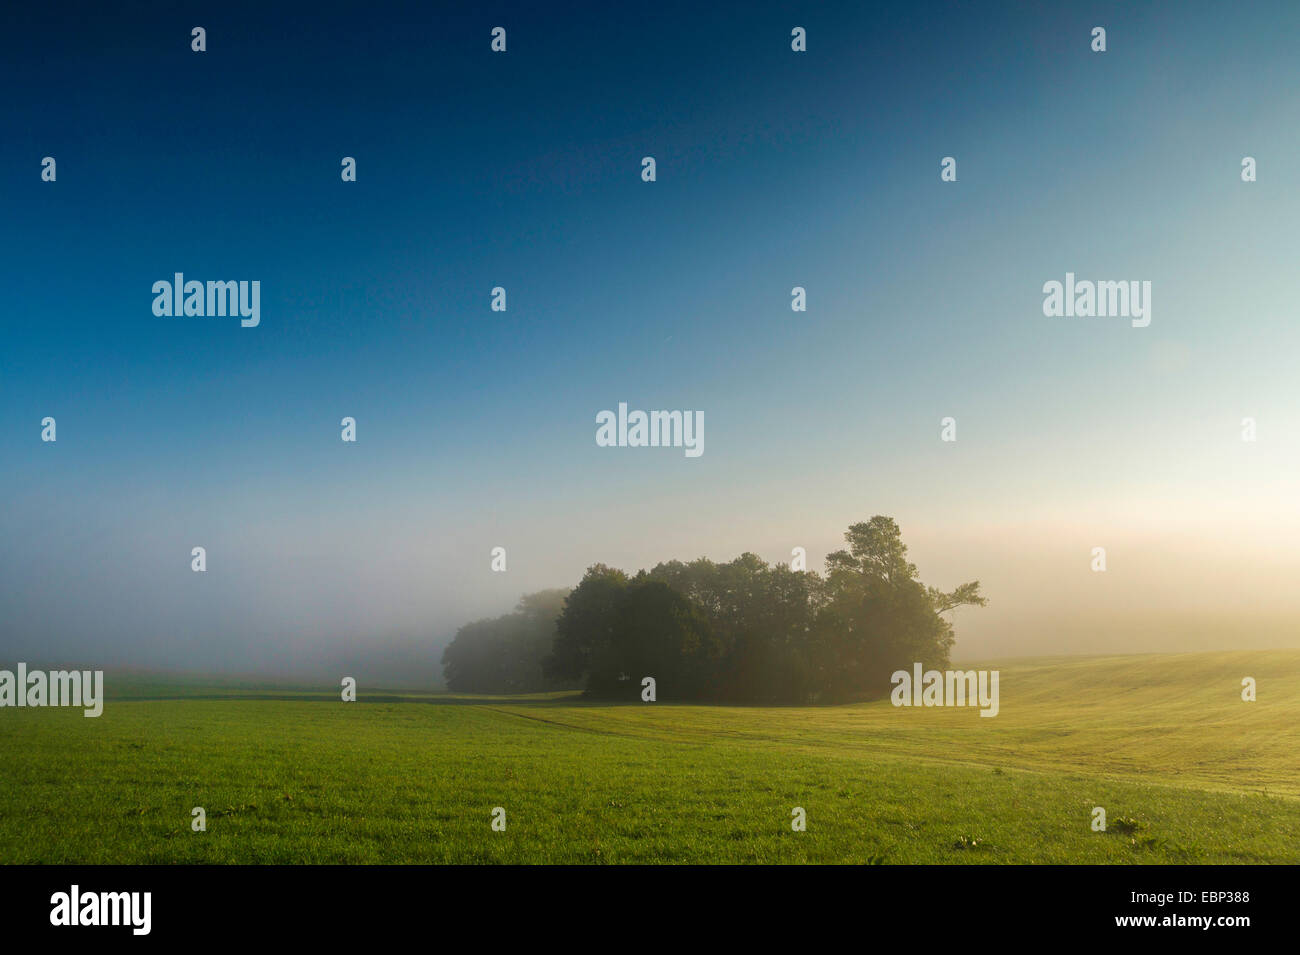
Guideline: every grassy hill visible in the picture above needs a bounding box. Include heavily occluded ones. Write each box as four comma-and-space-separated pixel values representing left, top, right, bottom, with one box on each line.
1, 650, 1297, 863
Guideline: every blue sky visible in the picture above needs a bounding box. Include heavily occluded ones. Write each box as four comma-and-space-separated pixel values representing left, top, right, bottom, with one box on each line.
2, 1, 1298, 677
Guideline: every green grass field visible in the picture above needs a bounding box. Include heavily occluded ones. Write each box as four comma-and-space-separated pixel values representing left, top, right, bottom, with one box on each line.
2, 650, 1298, 864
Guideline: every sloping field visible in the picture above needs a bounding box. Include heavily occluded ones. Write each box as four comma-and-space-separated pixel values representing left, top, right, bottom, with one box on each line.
1, 651, 1296, 864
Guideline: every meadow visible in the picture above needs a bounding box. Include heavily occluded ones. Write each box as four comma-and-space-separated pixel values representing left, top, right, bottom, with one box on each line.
1, 651, 1298, 864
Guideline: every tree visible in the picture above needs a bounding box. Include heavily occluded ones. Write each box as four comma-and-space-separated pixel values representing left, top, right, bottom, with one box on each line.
544, 565, 629, 686
546, 568, 718, 699
815, 517, 985, 700
441, 588, 572, 693
645, 554, 823, 702
596, 577, 717, 699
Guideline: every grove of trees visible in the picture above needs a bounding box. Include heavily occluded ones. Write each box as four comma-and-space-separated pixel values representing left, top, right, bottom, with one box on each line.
442, 517, 986, 703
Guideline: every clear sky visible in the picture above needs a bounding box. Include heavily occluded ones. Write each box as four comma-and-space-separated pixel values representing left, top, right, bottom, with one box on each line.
2, 0, 1298, 680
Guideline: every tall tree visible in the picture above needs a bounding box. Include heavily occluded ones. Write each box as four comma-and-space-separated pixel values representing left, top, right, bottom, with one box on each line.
544, 565, 628, 685
816, 517, 986, 700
